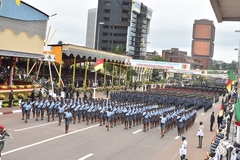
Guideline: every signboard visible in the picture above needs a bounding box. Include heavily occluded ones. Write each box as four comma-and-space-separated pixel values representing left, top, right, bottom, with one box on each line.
125, 59, 190, 70
41, 54, 56, 62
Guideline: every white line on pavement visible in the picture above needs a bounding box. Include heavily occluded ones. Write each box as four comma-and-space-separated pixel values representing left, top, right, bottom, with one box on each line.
15, 121, 58, 131
0, 112, 3, 115
133, 129, 142, 134
78, 153, 94, 160
175, 136, 180, 139
12, 110, 22, 113
2, 124, 99, 156
201, 113, 205, 115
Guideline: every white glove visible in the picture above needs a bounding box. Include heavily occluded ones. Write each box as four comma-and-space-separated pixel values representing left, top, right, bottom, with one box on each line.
9, 134, 13, 139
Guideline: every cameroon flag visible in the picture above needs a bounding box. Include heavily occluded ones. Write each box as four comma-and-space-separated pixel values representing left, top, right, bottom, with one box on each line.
94, 58, 104, 71
235, 98, 240, 126
219, 98, 224, 117
226, 70, 236, 92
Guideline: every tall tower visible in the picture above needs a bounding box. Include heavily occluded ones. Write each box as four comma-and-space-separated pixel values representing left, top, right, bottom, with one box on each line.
85, 0, 152, 59
191, 19, 215, 69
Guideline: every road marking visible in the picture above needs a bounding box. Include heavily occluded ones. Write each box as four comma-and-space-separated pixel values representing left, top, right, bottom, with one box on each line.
12, 110, 21, 113
175, 136, 180, 139
0, 112, 2, 115
78, 153, 94, 160
201, 113, 205, 115
2, 124, 99, 156
15, 121, 59, 131
133, 129, 142, 134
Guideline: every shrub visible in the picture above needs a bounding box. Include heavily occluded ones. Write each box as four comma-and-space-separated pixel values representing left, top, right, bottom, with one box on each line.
10, 85, 17, 89
0, 86, 8, 89
18, 93, 24, 99
0, 94, 5, 100
18, 85, 25, 89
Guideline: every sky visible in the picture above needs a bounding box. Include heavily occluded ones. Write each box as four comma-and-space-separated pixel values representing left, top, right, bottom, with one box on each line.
23, 0, 240, 63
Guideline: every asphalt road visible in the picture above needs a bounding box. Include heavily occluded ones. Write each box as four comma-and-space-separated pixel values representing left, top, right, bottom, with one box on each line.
0, 94, 225, 160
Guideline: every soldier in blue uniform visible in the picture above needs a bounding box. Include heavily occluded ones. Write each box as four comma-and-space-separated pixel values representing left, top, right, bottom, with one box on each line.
24, 101, 31, 123
64, 108, 72, 134
20, 100, 27, 120
58, 101, 65, 126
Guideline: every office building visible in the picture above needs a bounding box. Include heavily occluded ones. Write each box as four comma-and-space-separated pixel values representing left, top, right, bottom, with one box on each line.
85, 0, 152, 59
191, 19, 215, 69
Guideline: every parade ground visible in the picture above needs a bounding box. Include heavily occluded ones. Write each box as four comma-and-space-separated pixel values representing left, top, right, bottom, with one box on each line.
0, 91, 233, 160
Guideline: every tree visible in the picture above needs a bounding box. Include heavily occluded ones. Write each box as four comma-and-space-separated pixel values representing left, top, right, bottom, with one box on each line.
146, 55, 166, 61
221, 62, 227, 70
111, 45, 127, 55
58, 41, 63, 45
127, 68, 137, 81
146, 55, 166, 80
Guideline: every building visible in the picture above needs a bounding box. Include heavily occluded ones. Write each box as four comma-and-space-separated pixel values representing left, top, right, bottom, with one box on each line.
162, 48, 203, 69
210, 0, 240, 23
191, 19, 215, 69
162, 48, 187, 63
85, 0, 152, 59
0, 0, 49, 85
145, 51, 159, 59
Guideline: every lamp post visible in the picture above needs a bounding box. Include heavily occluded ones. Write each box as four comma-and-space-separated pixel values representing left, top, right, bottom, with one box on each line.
93, 22, 104, 99
234, 30, 240, 144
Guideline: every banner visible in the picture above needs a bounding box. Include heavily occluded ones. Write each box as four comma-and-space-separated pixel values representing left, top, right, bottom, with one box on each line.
125, 59, 190, 70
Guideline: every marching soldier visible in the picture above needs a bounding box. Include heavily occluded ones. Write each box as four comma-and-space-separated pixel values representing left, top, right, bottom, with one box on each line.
64, 108, 72, 134
58, 102, 65, 126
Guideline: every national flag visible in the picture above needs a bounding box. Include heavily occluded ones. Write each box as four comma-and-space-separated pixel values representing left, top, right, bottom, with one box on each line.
94, 58, 104, 71
15, 0, 21, 6
219, 98, 224, 117
235, 98, 240, 126
226, 70, 236, 92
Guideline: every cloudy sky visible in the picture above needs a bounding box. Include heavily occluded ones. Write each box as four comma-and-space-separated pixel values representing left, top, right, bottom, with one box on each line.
23, 0, 240, 63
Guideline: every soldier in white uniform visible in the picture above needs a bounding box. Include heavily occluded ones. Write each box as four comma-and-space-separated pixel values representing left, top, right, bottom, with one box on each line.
197, 121, 204, 148
179, 135, 187, 160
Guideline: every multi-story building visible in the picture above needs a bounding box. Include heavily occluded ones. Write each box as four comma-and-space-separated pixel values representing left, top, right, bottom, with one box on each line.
145, 51, 159, 59
191, 19, 215, 69
162, 48, 203, 69
85, 0, 152, 59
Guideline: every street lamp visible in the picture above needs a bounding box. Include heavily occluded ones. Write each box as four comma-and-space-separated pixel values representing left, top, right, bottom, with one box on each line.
93, 22, 104, 99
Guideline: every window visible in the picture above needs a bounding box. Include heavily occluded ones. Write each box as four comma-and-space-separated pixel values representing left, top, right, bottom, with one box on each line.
102, 32, 109, 36
103, 25, 109, 29
122, 2, 130, 6
104, 9, 110, 13
122, 9, 129, 14
114, 26, 128, 30
121, 17, 129, 22
104, 1, 111, 5
103, 17, 110, 21
102, 40, 108, 43
113, 41, 126, 44
114, 33, 127, 37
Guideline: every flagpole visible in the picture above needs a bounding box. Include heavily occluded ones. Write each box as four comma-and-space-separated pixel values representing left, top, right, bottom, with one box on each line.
104, 62, 107, 88
93, 22, 104, 99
